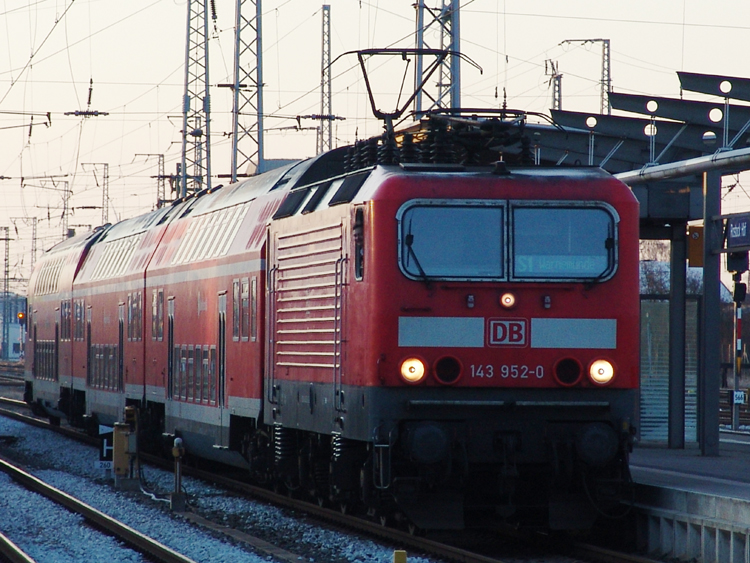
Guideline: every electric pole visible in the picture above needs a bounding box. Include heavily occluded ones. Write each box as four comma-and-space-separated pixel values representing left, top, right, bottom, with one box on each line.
561, 38, 611, 115
414, 0, 461, 115
59, 181, 71, 239
11, 217, 38, 281
181, 0, 213, 196
318, 5, 333, 154
545, 60, 562, 111
82, 163, 109, 225
1, 227, 9, 360
136, 154, 168, 208
226, 0, 264, 181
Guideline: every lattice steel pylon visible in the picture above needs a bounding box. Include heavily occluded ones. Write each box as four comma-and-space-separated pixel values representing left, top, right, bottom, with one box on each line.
545, 60, 562, 111
181, 0, 212, 196
414, 0, 461, 115
60, 181, 70, 239
230, 0, 264, 181
599, 39, 611, 115
11, 217, 36, 280
561, 38, 611, 115
317, 5, 332, 154
136, 154, 167, 208
82, 163, 109, 225
1, 227, 8, 360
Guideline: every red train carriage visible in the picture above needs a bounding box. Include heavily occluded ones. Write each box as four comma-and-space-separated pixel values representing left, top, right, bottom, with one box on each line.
25, 114, 638, 531
25, 229, 105, 423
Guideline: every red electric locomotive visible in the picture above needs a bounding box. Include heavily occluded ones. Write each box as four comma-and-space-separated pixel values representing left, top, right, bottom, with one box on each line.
25, 111, 638, 531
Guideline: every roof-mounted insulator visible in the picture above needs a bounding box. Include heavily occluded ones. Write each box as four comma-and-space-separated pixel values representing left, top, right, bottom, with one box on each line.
493, 161, 510, 175
400, 133, 419, 164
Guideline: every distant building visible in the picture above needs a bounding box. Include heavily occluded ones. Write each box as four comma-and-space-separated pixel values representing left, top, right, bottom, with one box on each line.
0, 293, 27, 361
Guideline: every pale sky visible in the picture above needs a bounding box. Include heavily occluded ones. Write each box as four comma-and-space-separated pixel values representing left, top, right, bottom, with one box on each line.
2, 0, 750, 290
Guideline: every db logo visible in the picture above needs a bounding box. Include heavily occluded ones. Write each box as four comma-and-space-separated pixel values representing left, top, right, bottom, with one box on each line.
488, 319, 527, 346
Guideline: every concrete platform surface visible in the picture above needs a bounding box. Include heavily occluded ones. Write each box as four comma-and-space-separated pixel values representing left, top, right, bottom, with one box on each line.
630, 432, 750, 501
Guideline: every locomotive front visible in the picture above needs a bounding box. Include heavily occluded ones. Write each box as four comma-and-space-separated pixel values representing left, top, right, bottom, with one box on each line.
348, 165, 639, 530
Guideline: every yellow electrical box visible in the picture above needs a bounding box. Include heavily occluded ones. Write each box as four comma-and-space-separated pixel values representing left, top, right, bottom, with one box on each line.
688, 225, 704, 267
113, 423, 130, 477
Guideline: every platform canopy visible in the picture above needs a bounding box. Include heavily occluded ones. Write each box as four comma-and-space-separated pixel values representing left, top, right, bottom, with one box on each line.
526, 71, 750, 456
509, 71, 750, 234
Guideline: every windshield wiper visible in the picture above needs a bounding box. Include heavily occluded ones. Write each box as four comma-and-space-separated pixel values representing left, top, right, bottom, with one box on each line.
584, 232, 615, 289
404, 232, 432, 288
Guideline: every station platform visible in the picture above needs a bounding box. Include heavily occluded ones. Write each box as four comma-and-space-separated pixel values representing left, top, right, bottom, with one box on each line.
631, 432, 750, 498
627, 432, 750, 562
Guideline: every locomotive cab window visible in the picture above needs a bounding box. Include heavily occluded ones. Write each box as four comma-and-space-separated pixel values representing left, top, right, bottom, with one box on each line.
511, 203, 617, 281
397, 200, 504, 281
397, 199, 617, 282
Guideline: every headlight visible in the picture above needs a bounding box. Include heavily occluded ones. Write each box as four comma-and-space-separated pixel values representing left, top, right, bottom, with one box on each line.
400, 357, 427, 384
589, 359, 615, 385
500, 292, 516, 308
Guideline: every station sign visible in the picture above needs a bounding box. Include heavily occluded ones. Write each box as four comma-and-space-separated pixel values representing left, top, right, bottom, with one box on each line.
733, 390, 747, 405
96, 425, 114, 470
726, 213, 750, 250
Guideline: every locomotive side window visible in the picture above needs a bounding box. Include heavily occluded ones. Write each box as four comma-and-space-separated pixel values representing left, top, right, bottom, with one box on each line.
511, 204, 616, 280
398, 201, 504, 280
353, 208, 365, 281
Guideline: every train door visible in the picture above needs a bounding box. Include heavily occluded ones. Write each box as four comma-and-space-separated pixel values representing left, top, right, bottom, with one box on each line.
167, 297, 174, 399
118, 303, 125, 391
54, 314, 60, 382
218, 292, 227, 444
86, 306, 92, 385
266, 259, 278, 406
32, 323, 37, 378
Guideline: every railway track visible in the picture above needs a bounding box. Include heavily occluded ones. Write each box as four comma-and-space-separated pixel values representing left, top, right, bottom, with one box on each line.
0, 454, 198, 563
0, 530, 36, 563
0, 365, 24, 388
0, 400, 665, 563
0, 363, 24, 376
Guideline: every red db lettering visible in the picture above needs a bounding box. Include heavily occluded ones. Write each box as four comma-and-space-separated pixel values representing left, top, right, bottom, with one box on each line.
488, 319, 527, 347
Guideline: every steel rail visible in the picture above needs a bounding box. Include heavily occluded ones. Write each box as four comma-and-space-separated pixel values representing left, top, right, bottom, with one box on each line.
0, 403, 667, 563
572, 541, 665, 563
0, 397, 28, 408
0, 455, 198, 563
0, 531, 37, 563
